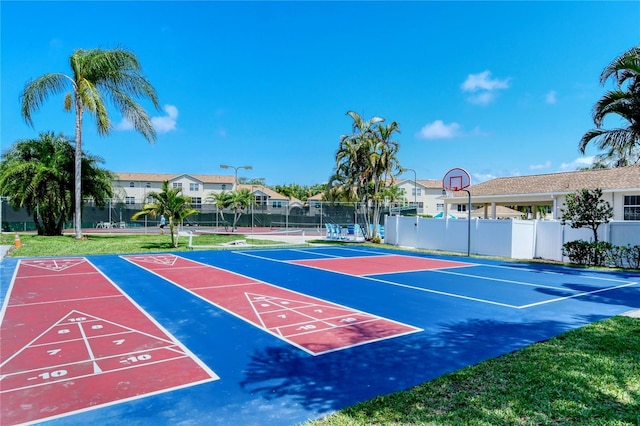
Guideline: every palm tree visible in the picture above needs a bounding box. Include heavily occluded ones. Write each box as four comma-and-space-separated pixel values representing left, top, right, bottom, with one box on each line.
0, 132, 113, 235
228, 189, 254, 231
206, 190, 233, 231
20, 48, 160, 239
132, 181, 198, 247
579, 46, 640, 167
331, 111, 401, 240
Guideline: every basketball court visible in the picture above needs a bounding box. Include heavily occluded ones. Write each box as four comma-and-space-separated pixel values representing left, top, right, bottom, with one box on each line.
1, 246, 638, 425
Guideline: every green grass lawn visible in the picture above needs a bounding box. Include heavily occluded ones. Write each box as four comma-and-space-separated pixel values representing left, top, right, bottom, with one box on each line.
0, 232, 284, 257
2, 233, 638, 425
307, 315, 640, 426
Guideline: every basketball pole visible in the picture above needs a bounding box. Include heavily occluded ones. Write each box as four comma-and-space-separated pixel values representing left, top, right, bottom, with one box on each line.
463, 189, 471, 257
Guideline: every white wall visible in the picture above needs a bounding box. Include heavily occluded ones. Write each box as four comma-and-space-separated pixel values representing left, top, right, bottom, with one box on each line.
386, 216, 640, 262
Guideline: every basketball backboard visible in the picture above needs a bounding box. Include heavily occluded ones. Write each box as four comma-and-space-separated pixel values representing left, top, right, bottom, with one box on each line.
442, 168, 471, 191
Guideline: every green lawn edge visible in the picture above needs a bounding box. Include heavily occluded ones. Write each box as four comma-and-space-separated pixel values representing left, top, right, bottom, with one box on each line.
305, 315, 640, 425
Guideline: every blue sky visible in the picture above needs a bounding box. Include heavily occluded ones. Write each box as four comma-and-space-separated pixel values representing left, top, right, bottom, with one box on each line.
1, 1, 638, 186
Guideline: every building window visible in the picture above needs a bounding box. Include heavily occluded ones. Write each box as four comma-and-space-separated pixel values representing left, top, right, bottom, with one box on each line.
411, 188, 422, 196
436, 203, 444, 212
624, 195, 640, 220
272, 201, 282, 208
145, 182, 151, 188
221, 184, 226, 190
457, 204, 467, 212
172, 182, 182, 189
129, 182, 135, 188
125, 197, 135, 204
191, 197, 202, 209
189, 183, 199, 191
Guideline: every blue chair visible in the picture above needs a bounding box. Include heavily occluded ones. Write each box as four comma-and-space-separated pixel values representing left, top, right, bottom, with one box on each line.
325, 223, 336, 240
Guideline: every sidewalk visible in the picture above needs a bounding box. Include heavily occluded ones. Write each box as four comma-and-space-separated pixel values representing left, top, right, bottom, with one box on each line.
1, 245, 12, 260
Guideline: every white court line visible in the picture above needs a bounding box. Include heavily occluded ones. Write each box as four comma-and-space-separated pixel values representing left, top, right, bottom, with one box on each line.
7, 294, 122, 308
480, 263, 634, 284
14, 271, 101, 279
518, 281, 639, 309
235, 250, 519, 308
429, 269, 573, 292
124, 254, 421, 356
234, 248, 639, 310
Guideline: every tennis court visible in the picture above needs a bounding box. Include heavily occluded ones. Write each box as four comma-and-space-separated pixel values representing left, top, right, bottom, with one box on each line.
1, 246, 638, 425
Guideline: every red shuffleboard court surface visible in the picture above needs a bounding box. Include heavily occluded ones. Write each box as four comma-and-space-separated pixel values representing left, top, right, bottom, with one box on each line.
289, 254, 472, 276
0, 258, 219, 425
122, 254, 421, 355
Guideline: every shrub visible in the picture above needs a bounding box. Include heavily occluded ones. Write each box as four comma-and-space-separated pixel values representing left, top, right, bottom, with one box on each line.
564, 241, 639, 269
562, 240, 612, 266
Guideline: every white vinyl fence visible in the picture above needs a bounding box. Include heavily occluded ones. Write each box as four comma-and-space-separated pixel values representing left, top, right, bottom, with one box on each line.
385, 216, 640, 262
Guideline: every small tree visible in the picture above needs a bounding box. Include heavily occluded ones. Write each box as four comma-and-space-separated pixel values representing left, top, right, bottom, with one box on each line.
132, 181, 198, 247
206, 190, 232, 231
228, 189, 254, 232
560, 188, 613, 264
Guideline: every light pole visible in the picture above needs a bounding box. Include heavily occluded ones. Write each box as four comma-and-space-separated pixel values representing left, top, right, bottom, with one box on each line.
219, 164, 252, 189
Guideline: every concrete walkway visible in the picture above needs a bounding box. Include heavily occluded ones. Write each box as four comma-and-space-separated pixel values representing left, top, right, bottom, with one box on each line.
1, 245, 12, 260
622, 309, 640, 318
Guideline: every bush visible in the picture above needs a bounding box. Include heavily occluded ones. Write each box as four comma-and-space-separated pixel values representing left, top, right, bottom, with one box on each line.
564, 240, 640, 269
612, 244, 640, 269
562, 240, 612, 266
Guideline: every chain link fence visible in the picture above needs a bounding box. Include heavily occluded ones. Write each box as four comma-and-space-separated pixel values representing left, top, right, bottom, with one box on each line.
1, 199, 398, 233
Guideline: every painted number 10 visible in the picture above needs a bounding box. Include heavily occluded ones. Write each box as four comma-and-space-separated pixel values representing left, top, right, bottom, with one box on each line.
38, 369, 68, 380
125, 354, 151, 363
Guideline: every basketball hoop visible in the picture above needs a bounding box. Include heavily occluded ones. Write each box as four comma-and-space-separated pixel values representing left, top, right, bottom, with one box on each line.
442, 167, 472, 256
443, 187, 454, 200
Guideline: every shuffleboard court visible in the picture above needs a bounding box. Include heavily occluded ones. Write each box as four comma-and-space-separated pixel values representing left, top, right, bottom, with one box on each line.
121, 254, 422, 355
0, 246, 638, 425
0, 258, 218, 425
236, 247, 639, 310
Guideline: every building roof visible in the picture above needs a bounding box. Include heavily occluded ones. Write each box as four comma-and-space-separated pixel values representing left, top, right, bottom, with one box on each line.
470, 205, 523, 218
236, 184, 303, 205
114, 172, 234, 184
396, 178, 443, 188
455, 164, 640, 197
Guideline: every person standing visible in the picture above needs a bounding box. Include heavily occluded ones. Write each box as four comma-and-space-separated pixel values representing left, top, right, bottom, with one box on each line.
159, 214, 166, 234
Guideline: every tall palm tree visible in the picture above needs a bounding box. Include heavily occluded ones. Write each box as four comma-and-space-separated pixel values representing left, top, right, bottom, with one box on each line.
20, 48, 160, 239
0, 132, 113, 235
132, 181, 198, 247
331, 111, 401, 240
579, 46, 640, 167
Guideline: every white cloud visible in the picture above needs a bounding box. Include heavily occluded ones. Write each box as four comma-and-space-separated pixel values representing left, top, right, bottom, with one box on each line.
115, 104, 178, 134
151, 104, 178, 134
545, 90, 557, 104
466, 92, 496, 105
559, 156, 594, 171
417, 120, 461, 139
115, 118, 134, 131
529, 161, 552, 171
462, 71, 510, 91
472, 172, 497, 183
461, 71, 510, 105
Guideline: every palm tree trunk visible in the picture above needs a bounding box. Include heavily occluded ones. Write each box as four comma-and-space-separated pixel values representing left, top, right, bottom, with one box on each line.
74, 100, 83, 239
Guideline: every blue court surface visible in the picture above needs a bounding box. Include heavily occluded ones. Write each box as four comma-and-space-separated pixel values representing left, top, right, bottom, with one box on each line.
1, 246, 639, 425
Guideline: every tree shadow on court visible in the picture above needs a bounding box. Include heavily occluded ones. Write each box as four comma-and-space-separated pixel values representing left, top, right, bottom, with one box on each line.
239, 318, 577, 415
501, 261, 640, 280
535, 282, 640, 309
